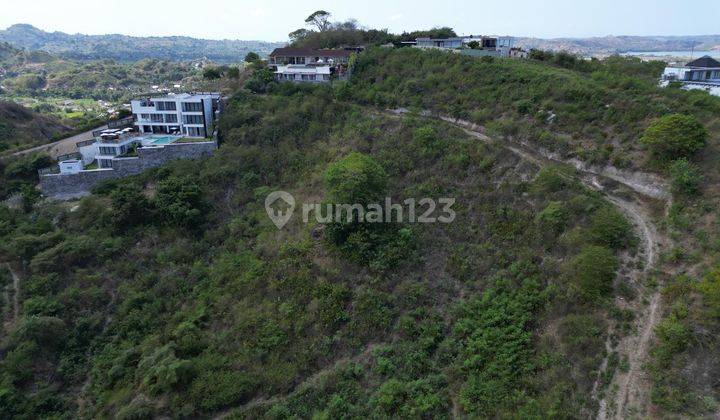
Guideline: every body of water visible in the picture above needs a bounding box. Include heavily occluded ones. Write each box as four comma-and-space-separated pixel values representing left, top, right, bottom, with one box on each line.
622, 50, 720, 59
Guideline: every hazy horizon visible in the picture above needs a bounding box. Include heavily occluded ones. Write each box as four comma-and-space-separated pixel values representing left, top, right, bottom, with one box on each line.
1, 0, 719, 43
3, 22, 720, 43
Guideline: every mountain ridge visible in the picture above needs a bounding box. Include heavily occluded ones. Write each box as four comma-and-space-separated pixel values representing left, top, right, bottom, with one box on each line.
0, 24, 285, 63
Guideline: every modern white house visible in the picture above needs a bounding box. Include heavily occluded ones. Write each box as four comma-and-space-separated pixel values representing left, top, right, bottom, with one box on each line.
415, 37, 464, 49
268, 47, 354, 67
663, 56, 720, 85
274, 64, 332, 83
413, 35, 527, 58
130, 92, 221, 138
268, 48, 355, 83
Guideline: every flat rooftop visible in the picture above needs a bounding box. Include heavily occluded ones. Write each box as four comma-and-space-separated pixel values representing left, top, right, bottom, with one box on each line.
144, 92, 220, 102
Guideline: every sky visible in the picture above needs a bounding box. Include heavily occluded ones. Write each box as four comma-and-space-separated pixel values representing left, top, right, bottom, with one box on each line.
1, 0, 718, 42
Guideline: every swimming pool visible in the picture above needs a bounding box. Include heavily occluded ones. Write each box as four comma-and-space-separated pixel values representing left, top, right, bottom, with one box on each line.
151, 136, 178, 145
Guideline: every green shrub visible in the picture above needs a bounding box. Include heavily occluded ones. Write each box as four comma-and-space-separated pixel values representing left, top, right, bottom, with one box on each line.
154, 176, 205, 228
324, 152, 388, 206
566, 245, 619, 301
137, 345, 195, 395
110, 184, 151, 231
668, 158, 702, 196
536, 201, 569, 234
589, 206, 632, 249
640, 114, 707, 160
532, 167, 570, 193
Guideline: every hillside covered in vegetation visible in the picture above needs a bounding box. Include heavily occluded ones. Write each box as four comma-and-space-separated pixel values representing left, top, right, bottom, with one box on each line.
2, 44, 720, 420
0, 24, 282, 63
0, 100, 70, 152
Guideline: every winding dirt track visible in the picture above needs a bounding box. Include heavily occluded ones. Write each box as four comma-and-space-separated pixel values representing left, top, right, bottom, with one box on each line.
387, 109, 667, 419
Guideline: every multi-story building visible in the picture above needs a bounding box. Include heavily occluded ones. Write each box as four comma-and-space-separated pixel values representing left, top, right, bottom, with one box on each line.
131, 92, 221, 138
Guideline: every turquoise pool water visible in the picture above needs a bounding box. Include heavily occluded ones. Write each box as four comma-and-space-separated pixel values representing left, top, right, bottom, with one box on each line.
151, 136, 177, 145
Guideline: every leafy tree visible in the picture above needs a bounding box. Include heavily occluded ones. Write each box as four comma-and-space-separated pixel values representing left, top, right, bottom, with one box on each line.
155, 176, 205, 228
324, 152, 388, 206
536, 201, 568, 234
109, 184, 151, 231
226, 66, 240, 79
466, 40, 480, 49
566, 245, 618, 301
288, 28, 310, 44
305, 10, 332, 32
589, 206, 632, 249
668, 158, 702, 196
244, 68, 275, 93
137, 345, 194, 395
640, 114, 707, 160
244, 52, 260, 63
202, 67, 222, 80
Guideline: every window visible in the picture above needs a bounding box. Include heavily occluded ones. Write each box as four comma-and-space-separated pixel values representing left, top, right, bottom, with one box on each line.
301, 74, 309, 80
186, 127, 206, 137
99, 159, 113, 168
99, 146, 117, 155
151, 114, 164, 123
183, 115, 203, 124
164, 114, 178, 123
141, 114, 150, 119
156, 101, 176, 111
182, 102, 203, 112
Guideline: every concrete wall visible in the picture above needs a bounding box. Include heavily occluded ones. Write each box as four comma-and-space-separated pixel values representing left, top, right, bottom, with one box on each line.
40, 140, 217, 200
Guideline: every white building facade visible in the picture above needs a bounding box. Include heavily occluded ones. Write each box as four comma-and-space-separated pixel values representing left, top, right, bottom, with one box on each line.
131, 93, 220, 138
274, 65, 332, 83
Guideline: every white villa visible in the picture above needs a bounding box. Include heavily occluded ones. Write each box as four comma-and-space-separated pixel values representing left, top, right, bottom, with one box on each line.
268, 47, 355, 83
275, 64, 332, 83
130, 92, 221, 138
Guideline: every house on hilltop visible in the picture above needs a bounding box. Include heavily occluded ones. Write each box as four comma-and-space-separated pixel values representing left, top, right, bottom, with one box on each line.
662, 55, 720, 96
412, 35, 527, 58
663, 55, 720, 85
267, 47, 356, 83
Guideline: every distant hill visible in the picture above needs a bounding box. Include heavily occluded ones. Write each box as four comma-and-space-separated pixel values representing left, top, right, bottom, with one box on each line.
0, 100, 71, 152
512, 35, 720, 55
0, 24, 284, 63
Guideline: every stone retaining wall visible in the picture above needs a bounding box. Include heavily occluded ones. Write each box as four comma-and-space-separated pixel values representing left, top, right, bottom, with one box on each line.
40, 140, 217, 200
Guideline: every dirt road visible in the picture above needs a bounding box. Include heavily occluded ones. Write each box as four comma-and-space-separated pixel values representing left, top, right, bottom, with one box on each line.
8, 124, 107, 159
387, 108, 667, 419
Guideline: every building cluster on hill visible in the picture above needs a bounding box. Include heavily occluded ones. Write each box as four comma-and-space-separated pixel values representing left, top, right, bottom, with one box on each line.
266, 35, 527, 84
397, 35, 527, 58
